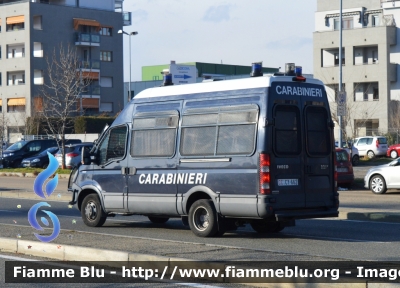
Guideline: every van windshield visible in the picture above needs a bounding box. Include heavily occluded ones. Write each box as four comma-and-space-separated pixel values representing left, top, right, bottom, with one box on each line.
6, 141, 28, 150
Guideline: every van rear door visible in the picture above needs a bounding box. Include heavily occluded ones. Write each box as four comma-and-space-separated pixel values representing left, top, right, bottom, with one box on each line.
269, 81, 334, 210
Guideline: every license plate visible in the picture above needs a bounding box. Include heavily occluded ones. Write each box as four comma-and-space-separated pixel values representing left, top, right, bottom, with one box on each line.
337, 168, 348, 172
277, 179, 298, 186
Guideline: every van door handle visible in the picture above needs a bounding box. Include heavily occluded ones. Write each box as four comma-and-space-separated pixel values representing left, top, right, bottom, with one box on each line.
129, 167, 136, 175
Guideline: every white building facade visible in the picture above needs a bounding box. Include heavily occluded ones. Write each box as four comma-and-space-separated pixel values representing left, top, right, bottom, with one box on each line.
314, 0, 400, 141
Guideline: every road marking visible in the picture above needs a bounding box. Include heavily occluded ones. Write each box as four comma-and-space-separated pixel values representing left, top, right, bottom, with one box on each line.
0, 254, 37, 261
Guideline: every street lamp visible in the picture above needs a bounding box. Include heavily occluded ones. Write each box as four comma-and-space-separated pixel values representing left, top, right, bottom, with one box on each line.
118, 29, 138, 104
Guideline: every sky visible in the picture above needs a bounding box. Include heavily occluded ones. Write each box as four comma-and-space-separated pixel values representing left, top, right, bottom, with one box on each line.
121, 0, 317, 81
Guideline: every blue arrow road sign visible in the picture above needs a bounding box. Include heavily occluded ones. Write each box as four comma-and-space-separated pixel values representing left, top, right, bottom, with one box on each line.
174, 74, 192, 79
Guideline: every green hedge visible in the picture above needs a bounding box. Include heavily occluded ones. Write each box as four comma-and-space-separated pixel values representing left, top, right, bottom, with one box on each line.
74, 116, 115, 133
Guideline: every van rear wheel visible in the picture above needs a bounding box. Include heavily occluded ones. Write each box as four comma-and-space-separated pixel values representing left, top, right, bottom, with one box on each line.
148, 216, 169, 224
81, 194, 107, 227
188, 199, 218, 237
251, 220, 284, 233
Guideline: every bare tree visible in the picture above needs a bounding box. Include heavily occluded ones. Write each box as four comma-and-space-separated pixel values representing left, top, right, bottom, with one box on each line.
39, 43, 91, 169
389, 100, 400, 143
0, 111, 9, 155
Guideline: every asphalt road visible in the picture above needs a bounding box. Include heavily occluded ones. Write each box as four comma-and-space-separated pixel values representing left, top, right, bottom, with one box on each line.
1, 197, 400, 262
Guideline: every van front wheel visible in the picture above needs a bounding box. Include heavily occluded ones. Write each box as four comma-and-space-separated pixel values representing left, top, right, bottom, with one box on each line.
189, 199, 218, 237
81, 194, 107, 227
251, 220, 284, 233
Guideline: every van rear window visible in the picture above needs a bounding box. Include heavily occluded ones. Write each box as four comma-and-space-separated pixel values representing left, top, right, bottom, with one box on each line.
305, 106, 331, 156
273, 105, 301, 155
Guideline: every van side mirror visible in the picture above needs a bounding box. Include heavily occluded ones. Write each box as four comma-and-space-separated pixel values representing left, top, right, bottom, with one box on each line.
81, 148, 92, 165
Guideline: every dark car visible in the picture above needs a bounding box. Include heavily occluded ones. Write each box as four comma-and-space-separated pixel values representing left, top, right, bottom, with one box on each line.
336, 148, 354, 187
0, 139, 58, 168
21, 147, 59, 168
55, 142, 93, 169
387, 143, 400, 159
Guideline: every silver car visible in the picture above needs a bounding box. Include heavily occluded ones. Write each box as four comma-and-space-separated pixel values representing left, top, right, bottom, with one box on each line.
364, 158, 400, 194
55, 143, 93, 169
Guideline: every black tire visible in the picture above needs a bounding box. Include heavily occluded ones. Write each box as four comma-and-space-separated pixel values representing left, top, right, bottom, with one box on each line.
251, 220, 284, 234
370, 175, 387, 194
81, 194, 107, 227
188, 199, 218, 237
390, 150, 398, 159
352, 155, 359, 166
367, 150, 375, 159
148, 216, 169, 224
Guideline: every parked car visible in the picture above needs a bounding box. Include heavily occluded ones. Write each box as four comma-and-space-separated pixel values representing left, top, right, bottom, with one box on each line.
55, 143, 93, 169
0, 139, 58, 168
21, 147, 59, 168
335, 141, 360, 166
353, 136, 388, 159
335, 148, 354, 187
387, 143, 400, 159
364, 157, 400, 194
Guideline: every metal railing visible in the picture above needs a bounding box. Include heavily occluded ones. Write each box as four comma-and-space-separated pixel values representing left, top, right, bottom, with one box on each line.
75, 32, 100, 44
82, 85, 100, 95
79, 59, 100, 70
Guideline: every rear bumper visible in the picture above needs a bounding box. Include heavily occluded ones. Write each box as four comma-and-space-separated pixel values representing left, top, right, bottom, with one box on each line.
338, 173, 354, 184
274, 208, 339, 221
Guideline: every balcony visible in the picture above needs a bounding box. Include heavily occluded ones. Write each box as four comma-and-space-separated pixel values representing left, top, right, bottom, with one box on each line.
75, 32, 100, 46
79, 59, 100, 71
123, 12, 132, 26
82, 85, 101, 96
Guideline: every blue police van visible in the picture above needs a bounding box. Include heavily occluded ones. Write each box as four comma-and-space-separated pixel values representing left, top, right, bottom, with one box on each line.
69, 63, 339, 237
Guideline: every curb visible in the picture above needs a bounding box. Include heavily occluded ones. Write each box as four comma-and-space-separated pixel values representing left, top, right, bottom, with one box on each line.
0, 172, 70, 179
0, 237, 368, 287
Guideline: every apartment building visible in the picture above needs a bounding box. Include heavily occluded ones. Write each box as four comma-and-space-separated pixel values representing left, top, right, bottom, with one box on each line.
314, 0, 400, 140
0, 0, 130, 142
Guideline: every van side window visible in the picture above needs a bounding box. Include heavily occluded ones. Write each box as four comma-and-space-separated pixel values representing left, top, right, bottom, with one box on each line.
131, 111, 178, 157
98, 126, 128, 165
305, 106, 331, 156
273, 105, 301, 155
180, 105, 258, 156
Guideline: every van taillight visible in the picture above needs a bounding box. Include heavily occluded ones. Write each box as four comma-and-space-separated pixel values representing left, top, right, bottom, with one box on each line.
376, 140, 379, 148
259, 153, 271, 195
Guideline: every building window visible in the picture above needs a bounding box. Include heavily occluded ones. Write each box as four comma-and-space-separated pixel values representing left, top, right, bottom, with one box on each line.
334, 18, 353, 30
373, 88, 379, 101
372, 50, 378, 63
372, 15, 379, 27
7, 98, 26, 112
100, 51, 112, 62
334, 52, 345, 66
100, 27, 112, 36
0, 72, 2, 86
100, 76, 113, 87
33, 15, 42, 30
33, 42, 43, 57
100, 102, 113, 112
